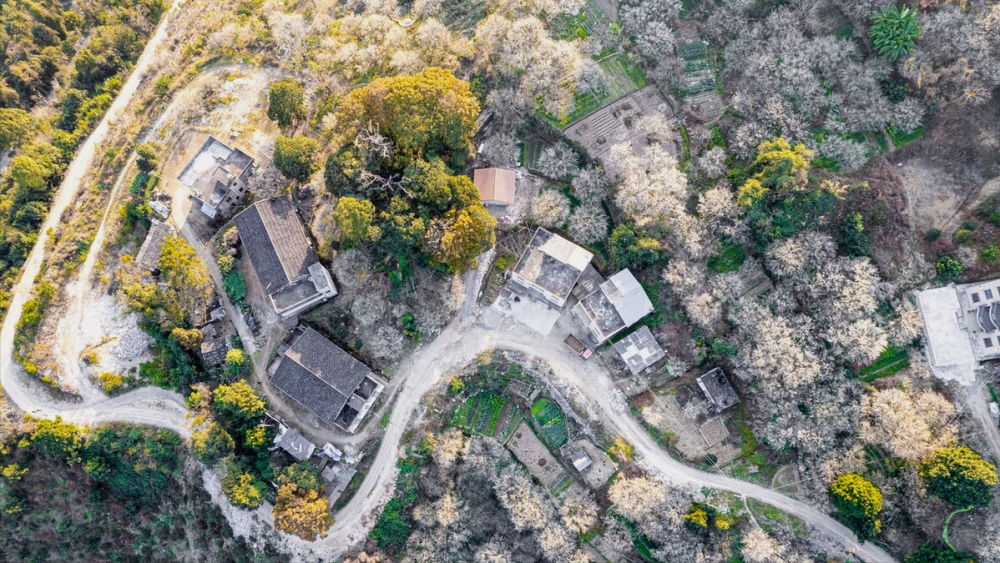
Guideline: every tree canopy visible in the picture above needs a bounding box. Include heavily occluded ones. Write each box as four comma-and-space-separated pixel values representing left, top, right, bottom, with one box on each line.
273, 135, 319, 182
870, 5, 920, 61
273, 482, 333, 540
0, 108, 37, 152
830, 473, 883, 540
335, 67, 480, 167
920, 445, 998, 508
212, 381, 266, 432
267, 78, 306, 129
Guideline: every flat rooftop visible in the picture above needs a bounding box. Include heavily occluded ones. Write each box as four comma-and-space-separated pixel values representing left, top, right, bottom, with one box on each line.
916, 286, 976, 368
513, 228, 593, 301
613, 326, 665, 375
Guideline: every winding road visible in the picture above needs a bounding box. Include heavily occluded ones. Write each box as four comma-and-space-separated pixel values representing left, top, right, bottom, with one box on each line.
0, 1, 896, 561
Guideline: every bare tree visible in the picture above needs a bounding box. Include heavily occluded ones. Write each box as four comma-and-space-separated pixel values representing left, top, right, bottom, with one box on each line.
859, 384, 957, 462
609, 142, 688, 228
741, 528, 787, 563
571, 166, 609, 202
536, 143, 580, 180
607, 475, 667, 524
568, 205, 608, 245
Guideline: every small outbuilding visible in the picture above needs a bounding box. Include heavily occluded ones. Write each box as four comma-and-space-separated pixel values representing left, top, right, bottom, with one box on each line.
134, 219, 174, 275
613, 326, 665, 375
273, 423, 316, 462
473, 167, 516, 205
696, 368, 739, 412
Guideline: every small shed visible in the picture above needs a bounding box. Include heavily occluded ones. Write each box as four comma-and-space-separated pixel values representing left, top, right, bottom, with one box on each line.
568, 448, 593, 472
200, 337, 230, 367
696, 368, 739, 412
473, 167, 516, 205
273, 424, 316, 462
134, 220, 173, 274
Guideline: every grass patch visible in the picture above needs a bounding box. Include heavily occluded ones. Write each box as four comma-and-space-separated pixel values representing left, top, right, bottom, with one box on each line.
631, 407, 678, 454
747, 499, 809, 537
989, 384, 998, 404
857, 346, 910, 382
707, 240, 747, 274
886, 125, 924, 149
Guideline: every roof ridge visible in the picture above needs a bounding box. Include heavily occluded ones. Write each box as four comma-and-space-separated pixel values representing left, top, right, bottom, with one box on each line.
257, 197, 301, 285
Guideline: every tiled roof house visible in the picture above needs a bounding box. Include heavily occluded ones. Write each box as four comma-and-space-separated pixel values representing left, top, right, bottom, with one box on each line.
233, 196, 337, 320
267, 327, 385, 433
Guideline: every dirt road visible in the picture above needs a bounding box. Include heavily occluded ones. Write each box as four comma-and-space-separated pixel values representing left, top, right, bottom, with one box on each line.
0, 0, 188, 425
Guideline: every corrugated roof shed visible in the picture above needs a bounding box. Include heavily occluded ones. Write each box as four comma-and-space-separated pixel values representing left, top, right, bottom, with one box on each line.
606, 269, 654, 327
134, 220, 174, 273
696, 368, 739, 411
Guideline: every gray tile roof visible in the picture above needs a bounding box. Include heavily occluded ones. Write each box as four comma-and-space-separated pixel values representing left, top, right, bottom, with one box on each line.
270, 327, 374, 426
233, 196, 318, 294
274, 426, 315, 462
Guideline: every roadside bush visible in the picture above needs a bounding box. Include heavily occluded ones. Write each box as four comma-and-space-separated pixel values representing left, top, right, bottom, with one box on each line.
905, 544, 977, 563
920, 445, 998, 509
370, 497, 411, 554
830, 473, 883, 539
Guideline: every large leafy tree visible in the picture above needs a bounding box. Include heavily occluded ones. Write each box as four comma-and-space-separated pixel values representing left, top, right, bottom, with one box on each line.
920, 445, 998, 508
428, 205, 497, 274
830, 473, 883, 540
336, 67, 480, 167
273, 482, 333, 540
274, 135, 319, 182
190, 422, 234, 466
212, 380, 266, 432
333, 197, 381, 246
870, 5, 919, 61
267, 78, 306, 128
